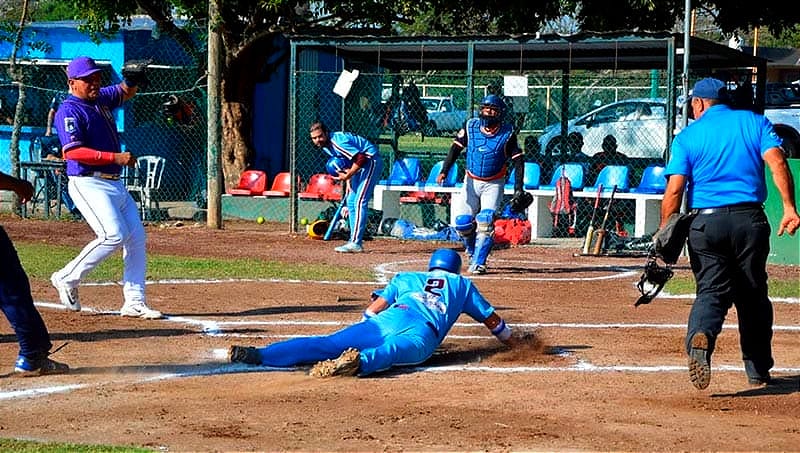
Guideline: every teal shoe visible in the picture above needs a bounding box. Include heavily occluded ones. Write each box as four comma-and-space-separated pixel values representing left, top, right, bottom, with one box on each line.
335, 242, 364, 253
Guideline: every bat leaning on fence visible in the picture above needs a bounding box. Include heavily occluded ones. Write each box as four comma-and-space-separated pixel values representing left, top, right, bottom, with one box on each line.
581, 183, 604, 255
323, 201, 346, 241
590, 185, 618, 256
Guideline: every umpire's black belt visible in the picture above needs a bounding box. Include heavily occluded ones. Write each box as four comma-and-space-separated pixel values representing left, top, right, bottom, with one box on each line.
78, 172, 121, 181
692, 203, 762, 215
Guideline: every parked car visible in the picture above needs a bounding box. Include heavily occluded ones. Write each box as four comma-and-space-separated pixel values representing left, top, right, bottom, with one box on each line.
763, 82, 800, 158
537, 98, 670, 159
420, 96, 468, 135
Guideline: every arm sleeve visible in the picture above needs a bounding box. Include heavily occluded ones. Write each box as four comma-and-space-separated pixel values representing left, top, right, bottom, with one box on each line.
352, 153, 369, 168
440, 139, 464, 177
64, 147, 117, 165
511, 157, 524, 193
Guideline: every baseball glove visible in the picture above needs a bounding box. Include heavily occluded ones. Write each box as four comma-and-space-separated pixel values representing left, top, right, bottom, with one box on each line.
121, 59, 152, 89
652, 212, 696, 264
509, 191, 533, 214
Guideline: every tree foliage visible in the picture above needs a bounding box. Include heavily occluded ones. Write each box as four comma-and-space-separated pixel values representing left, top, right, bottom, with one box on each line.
8, 0, 799, 188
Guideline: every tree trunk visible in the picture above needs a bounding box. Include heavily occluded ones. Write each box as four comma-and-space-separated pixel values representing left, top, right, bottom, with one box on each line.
219, 41, 263, 190
221, 99, 250, 189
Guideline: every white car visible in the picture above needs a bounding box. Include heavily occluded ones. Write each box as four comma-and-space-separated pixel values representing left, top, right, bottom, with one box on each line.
537, 98, 670, 159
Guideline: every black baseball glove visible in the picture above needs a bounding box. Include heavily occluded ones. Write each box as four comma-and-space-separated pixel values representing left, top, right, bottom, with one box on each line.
509, 191, 533, 214
121, 59, 152, 89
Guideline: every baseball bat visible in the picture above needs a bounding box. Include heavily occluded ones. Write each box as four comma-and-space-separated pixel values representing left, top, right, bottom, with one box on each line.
591, 185, 617, 256
581, 183, 604, 255
323, 201, 346, 241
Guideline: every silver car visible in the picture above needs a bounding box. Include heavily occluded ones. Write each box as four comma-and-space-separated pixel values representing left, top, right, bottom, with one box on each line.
537, 98, 670, 158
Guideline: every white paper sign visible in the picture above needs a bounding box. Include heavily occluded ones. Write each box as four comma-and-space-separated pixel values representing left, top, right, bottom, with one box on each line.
333, 69, 360, 98
503, 75, 528, 97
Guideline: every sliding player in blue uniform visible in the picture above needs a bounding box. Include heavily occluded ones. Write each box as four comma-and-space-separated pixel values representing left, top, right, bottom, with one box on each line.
229, 248, 519, 377
309, 121, 383, 253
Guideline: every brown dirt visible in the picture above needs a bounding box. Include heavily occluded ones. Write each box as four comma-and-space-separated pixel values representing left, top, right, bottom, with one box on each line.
1, 216, 799, 452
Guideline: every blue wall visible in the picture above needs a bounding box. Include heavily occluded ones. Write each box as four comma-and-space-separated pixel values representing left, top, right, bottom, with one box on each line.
1, 23, 126, 173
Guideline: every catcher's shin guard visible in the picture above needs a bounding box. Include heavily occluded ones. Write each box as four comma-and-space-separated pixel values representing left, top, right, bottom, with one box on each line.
455, 214, 476, 257
472, 209, 495, 266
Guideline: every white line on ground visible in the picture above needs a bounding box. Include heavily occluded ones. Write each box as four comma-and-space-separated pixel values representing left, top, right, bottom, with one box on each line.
14, 261, 796, 402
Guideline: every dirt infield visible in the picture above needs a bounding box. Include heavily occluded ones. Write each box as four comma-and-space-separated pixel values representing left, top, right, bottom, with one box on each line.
1, 217, 799, 451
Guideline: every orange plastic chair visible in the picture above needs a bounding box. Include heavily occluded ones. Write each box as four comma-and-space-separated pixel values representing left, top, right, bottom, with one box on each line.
227, 170, 267, 196
299, 174, 337, 200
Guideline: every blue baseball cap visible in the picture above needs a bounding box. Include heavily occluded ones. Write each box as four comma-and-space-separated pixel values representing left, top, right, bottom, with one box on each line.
66, 56, 103, 79
691, 77, 726, 100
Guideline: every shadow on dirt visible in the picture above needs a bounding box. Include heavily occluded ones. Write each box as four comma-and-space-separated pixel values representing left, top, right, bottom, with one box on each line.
713, 374, 800, 397
175, 304, 363, 317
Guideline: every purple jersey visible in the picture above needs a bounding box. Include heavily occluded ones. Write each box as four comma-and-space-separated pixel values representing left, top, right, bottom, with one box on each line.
55, 85, 125, 177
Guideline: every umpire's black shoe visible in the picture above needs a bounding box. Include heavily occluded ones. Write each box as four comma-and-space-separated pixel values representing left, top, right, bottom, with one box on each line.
688, 333, 711, 390
229, 345, 262, 365
747, 374, 772, 386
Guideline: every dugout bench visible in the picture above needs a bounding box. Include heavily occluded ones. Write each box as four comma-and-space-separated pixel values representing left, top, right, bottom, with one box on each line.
372, 184, 664, 242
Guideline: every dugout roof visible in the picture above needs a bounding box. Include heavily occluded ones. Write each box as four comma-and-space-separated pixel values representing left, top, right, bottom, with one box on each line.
289, 31, 766, 73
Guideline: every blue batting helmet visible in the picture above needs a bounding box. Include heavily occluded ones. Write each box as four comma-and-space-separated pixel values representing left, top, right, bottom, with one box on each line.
428, 248, 462, 274
480, 94, 506, 113
325, 156, 350, 177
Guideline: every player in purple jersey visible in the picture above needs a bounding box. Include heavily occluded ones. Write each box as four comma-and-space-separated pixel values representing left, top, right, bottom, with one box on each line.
310, 121, 383, 253
229, 248, 520, 377
0, 171, 69, 376
50, 56, 162, 319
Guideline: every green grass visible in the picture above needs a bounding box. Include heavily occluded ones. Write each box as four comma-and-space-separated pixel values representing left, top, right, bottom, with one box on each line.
0, 439, 150, 452
666, 276, 800, 299
15, 242, 374, 282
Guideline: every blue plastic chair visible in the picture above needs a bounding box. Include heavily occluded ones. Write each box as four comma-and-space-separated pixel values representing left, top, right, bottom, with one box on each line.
583, 165, 630, 192
399, 161, 459, 203
423, 160, 459, 187
539, 163, 585, 191
630, 165, 667, 194
378, 157, 422, 185
505, 162, 541, 190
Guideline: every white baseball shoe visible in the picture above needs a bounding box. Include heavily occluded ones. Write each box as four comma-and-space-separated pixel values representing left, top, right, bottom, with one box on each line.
50, 273, 81, 312
335, 242, 364, 253
120, 303, 163, 319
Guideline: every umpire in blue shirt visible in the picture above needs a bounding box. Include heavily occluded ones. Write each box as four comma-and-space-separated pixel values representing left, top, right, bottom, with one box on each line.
662, 77, 800, 390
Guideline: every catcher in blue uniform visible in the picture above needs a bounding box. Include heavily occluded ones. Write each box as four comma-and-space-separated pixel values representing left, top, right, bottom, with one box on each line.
229, 248, 519, 377
309, 121, 383, 253
437, 95, 525, 274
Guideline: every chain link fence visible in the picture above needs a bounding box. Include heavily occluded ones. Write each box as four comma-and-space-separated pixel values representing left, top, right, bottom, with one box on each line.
277, 66, 673, 241
1, 38, 206, 221
3, 37, 678, 243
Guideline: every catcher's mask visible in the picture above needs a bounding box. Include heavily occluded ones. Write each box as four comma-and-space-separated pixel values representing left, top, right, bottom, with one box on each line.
635, 253, 674, 307
479, 94, 506, 127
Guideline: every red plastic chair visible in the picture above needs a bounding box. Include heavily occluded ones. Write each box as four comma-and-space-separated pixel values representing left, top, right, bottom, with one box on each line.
227, 170, 267, 196
299, 174, 337, 200
262, 171, 299, 197
324, 182, 343, 201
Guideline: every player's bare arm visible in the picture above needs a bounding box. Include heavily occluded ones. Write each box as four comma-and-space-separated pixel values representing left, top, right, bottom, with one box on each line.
763, 146, 800, 235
